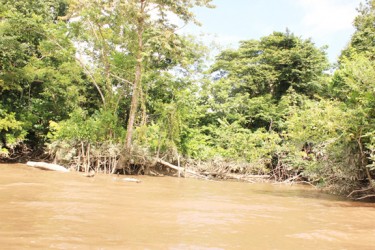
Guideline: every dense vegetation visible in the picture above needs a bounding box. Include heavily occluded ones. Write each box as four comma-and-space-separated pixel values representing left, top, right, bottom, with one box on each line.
1, 0, 374, 199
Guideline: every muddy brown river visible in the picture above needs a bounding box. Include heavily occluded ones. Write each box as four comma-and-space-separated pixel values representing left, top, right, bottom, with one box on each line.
1, 164, 375, 249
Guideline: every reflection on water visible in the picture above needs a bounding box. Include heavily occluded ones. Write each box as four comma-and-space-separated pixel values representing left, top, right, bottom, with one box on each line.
1, 164, 375, 249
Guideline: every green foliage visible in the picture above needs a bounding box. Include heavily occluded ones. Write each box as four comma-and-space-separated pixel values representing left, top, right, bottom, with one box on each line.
198, 24, 373, 193
342, 0, 375, 59
66, 0, 213, 155
326, 2, 375, 194
134, 71, 207, 158
211, 30, 329, 99
325, 54, 375, 193
286, 99, 349, 147
331, 55, 375, 113
50, 108, 125, 144
366, 133, 375, 171
204, 31, 329, 135
0, 0, 86, 152
0, 109, 27, 156
209, 122, 282, 163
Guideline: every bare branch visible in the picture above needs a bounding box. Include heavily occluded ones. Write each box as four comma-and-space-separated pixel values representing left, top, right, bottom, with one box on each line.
109, 73, 134, 86
356, 194, 375, 200
347, 186, 374, 197
75, 56, 106, 105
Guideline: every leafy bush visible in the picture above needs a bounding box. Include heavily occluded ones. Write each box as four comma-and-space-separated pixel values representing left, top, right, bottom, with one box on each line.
0, 109, 27, 157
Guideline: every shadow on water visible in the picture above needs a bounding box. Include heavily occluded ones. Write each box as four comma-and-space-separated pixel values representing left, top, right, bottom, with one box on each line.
247, 182, 375, 207
252, 185, 342, 200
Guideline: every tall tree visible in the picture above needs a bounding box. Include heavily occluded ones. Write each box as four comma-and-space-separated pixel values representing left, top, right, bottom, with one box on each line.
341, 0, 375, 59
327, 0, 375, 197
210, 31, 329, 99
205, 31, 329, 131
65, 0, 213, 167
117, 0, 214, 157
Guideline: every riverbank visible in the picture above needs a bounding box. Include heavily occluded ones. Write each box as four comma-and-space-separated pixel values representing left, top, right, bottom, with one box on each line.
5, 159, 374, 202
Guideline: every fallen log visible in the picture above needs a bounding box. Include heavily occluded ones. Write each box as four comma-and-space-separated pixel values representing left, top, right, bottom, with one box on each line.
27, 161, 70, 173
149, 170, 164, 177
122, 177, 141, 183
156, 158, 206, 178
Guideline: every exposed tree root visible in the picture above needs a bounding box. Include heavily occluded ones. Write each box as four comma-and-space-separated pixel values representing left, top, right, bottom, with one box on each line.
347, 186, 375, 200
355, 194, 375, 200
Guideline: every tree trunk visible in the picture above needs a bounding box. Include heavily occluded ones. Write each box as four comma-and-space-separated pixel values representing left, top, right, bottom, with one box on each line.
123, 0, 145, 160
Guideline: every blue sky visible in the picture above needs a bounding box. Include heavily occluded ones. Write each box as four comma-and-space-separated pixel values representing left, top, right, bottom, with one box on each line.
181, 0, 362, 63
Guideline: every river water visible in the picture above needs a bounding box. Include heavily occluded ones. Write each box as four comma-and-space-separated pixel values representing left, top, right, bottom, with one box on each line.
1, 164, 375, 249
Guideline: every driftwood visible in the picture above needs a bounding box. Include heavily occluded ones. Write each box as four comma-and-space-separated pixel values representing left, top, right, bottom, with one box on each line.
156, 159, 272, 181
347, 186, 375, 200
149, 170, 164, 177
27, 161, 70, 173
156, 158, 206, 178
122, 177, 141, 183
355, 194, 375, 200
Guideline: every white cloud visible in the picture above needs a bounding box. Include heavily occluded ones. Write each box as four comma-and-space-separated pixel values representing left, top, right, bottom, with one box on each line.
178, 0, 362, 62
295, 0, 359, 36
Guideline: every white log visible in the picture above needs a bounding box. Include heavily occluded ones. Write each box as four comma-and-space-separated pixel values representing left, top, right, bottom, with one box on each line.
156, 159, 183, 171
156, 159, 205, 178
122, 177, 141, 183
27, 161, 70, 173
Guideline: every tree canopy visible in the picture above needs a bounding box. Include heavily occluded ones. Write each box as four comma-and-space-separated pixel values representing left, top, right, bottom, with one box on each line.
211, 31, 329, 99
